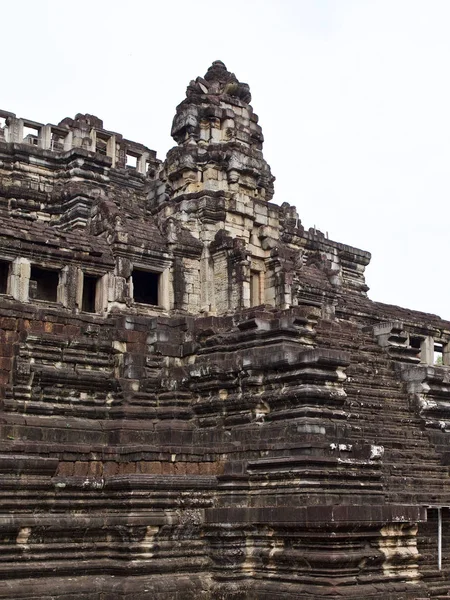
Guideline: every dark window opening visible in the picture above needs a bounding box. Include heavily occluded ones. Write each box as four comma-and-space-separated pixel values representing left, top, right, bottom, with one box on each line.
0, 261, 9, 294
82, 274, 99, 313
133, 269, 159, 305
30, 266, 59, 302
435, 342, 444, 366
410, 336, 422, 350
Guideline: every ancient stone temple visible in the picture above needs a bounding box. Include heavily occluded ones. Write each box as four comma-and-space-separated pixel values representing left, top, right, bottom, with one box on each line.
0, 60, 449, 599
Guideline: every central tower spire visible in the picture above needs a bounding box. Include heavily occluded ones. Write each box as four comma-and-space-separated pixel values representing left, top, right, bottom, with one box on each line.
149, 62, 279, 315
165, 60, 275, 203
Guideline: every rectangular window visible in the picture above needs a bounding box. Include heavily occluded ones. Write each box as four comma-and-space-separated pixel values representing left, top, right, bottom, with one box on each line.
0, 260, 9, 294
30, 266, 59, 302
132, 269, 159, 305
82, 274, 99, 313
126, 153, 138, 168
435, 342, 444, 366
50, 133, 65, 151
410, 336, 422, 350
96, 134, 108, 157
23, 124, 39, 146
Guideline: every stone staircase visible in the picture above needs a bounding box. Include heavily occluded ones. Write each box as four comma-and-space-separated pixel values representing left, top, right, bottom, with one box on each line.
317, 317, 450, 597
316, 319, 450, 505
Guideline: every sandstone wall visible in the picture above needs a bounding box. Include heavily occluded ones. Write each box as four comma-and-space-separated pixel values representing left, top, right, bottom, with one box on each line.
0, 63, 449, 599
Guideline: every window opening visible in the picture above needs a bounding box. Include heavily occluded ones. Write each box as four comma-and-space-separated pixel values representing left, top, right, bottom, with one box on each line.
132, 269, 159, 305
82, 274, 99, 313
30, 266, 59, 302
50, 133, 64, 151
0, 117, 6, 129
96, 135, 108, 157
434, 342, 444, 366
0, 260, 9, 294
410, 336, 422, 350
126, 153, 138, 168
23, 125, 39, 146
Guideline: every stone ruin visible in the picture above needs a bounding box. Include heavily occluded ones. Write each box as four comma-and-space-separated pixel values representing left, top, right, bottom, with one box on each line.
0, 60, 449, 599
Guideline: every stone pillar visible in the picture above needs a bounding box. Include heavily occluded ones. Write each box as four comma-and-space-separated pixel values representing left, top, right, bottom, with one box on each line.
230, 246, 250, 311
242, 273, 251, 309
91, 129, 98, 153
115, 257, 132, 305
250, 270, 262, 307
9, 258, 30, 302
421, 336, 434, 365
211, 249, 229, 313
57, 266, 69, 308
40, 125, 52, 150
8, 118, 23, 143
158, 268, 170, 310
96, 274, 109, 313
200, 244, 215, 312
137, 152, 148, 175
61, 265, 79, 308
63, 131, 73, 151
75, 268, 83, 311
107, 135, 116, 167
443, 343, 450, 366
104, 272, 121, 311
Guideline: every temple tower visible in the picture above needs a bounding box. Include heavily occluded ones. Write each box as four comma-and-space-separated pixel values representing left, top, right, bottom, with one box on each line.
168, 59, 274, 203
150, 61, 278, 313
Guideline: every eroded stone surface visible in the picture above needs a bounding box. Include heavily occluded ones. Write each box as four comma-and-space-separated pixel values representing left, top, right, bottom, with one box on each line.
0, 63, 449, 599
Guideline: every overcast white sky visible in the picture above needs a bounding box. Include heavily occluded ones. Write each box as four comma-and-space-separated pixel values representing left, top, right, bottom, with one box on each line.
2, 0, 450, 318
